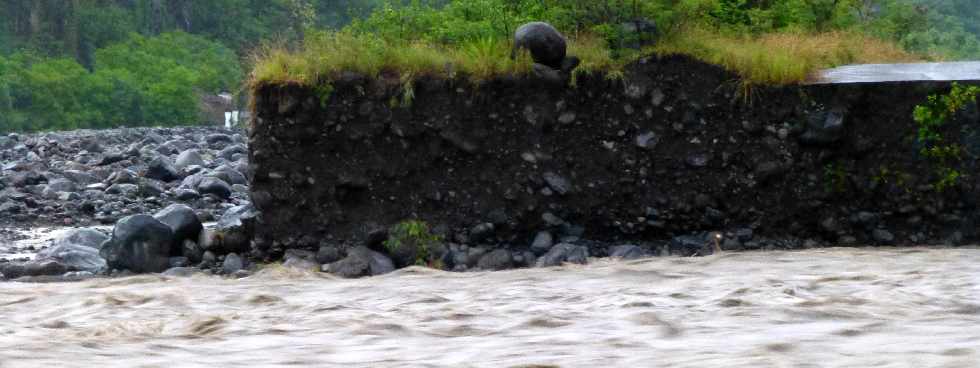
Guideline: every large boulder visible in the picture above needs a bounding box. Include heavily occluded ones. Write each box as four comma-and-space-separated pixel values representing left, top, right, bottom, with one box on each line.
174, 149, 206, 171
324, 246, 395, 278
283, 249, 319, 270
0, 261, 68, 279
212, 204, 258, 254
209, 165, 247, 186
477, 248, 514, 271
536, 243, 588, 267
512, 22, 567, 70
530, 231, 555, 255
197, 177, 232, 199
35, 228, 109, 274
145, 156, 180, 182
218, 144, 247, 161
669, 234, 714, 257
221, 253, 244, 274
99, 215, 174, 273
153, 204, 203, 253
610, 244, 649, 260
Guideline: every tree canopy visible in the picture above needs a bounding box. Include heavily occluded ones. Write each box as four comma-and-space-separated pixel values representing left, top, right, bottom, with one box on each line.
1, 0, 978, 133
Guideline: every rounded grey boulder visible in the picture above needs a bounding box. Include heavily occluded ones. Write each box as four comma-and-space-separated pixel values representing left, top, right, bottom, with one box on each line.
145, 156, 180, 182
324, 246, 395, 278
512, 22, 567, 70
99, 214, 174, 273
197, 177, 232, 199
175, 149, 206, 171
536, 243, 588, 267
153, 204, 203, 253
34, 228, 109, 274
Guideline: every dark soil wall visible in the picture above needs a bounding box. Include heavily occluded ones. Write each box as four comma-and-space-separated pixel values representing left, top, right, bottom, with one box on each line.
248, 54, 980, 260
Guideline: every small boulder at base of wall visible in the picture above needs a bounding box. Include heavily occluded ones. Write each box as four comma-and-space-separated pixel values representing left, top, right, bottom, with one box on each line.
99, 214, 174, 273
323, 246, 395, 278
536, 243, 588, 267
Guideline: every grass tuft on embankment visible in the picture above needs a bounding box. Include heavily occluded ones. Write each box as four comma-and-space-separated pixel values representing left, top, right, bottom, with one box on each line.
250, 28, 917, 90
654, 28, 918, 85
248, 0, 924, 90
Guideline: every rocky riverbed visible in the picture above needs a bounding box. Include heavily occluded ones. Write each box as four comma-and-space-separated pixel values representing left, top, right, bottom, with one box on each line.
1, 127, 718, 281
0, 127, 256, 279
3, 124, 979, 282
0, 127, 251, 228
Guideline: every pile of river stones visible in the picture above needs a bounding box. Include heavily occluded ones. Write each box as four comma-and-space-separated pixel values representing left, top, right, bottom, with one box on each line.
0, 200, 663, 281
0, 127, 250, 228
0, 126, 672, 281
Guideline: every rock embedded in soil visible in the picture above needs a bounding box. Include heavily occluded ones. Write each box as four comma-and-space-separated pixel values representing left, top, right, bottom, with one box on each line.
530, 231, 555, 255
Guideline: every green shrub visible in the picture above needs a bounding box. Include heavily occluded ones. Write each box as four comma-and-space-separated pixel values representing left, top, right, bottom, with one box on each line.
384, 220, 443, 267
913, 83, 980, 144
912, 83, 979, 192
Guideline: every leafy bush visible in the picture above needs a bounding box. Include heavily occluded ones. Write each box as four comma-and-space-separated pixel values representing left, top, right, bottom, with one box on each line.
912, 83, 979, 191
384, 220, 443, 267
0, 32, 242, 133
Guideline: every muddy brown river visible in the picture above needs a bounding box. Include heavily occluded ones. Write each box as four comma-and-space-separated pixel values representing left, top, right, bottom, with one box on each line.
1, 247, 979, 367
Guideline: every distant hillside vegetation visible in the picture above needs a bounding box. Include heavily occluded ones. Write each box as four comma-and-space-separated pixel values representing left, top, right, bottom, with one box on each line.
2, 0, 978, 133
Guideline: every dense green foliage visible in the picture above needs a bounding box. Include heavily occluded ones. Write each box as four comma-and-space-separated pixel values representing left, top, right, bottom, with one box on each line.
0, 0, 381, 133
2, 0, 979, 133
347, 0, 979, 58
912, 83, 979, 192
251, 0, 923, 88
0, 32, 240, 132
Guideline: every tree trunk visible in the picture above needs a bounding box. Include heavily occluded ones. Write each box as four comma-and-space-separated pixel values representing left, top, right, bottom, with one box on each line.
28, 0, 42, 39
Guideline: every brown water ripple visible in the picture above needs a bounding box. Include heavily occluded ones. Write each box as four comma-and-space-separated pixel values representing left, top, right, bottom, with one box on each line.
0, 247, 978, 367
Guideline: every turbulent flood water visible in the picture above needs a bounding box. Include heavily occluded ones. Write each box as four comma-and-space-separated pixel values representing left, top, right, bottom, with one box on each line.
1, 247, 979, 367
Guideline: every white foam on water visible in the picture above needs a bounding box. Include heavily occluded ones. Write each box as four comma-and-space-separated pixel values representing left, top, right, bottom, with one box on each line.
1, 247, 979, 367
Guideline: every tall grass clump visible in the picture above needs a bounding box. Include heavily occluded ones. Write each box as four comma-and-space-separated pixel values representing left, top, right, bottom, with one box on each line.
249, 0, 930, 90
654, 27, 918, 85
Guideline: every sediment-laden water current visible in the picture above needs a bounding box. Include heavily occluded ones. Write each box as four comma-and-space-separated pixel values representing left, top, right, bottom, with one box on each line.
1, 247, 979, 367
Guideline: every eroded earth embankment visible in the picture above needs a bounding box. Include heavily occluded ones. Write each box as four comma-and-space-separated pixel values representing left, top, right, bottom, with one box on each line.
250, 54, 980, 270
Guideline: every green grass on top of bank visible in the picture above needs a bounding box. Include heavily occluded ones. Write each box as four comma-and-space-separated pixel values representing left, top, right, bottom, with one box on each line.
250, 27, 918, 89
249, 0, 926, 90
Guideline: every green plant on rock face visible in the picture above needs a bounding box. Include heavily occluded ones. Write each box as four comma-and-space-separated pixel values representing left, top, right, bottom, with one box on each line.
912, 83, 978, 192
314, 83, 334, 108
399, 74, 415, 108
934, 167, 962, 193
913, 83, 979, 144
384, 220, 442, 267
871, 165, 890, 185
824, 162, 847, 194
